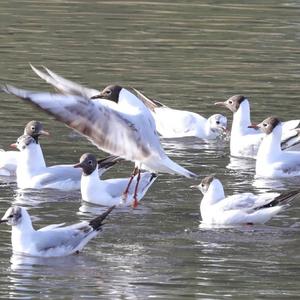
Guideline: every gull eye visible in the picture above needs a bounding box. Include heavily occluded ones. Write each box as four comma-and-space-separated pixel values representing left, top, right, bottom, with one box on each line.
201, 183, 204, 187
216, 121, 220, 125
228, 100, 233, 105
31, 126, 35, 131
263, 123, 268, 127
22, 145, 26, 150
106, 90, 112, 95
88, 160, 93, 165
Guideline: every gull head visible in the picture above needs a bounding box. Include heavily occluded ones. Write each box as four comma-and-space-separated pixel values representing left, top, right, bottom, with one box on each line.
215, 95, 247, 113
0, 206, 23, 226
11, 135, 37, 151
74, 153, 98, 176
208, 114, 228, 134
24, 120, 50, 141
249, 116, 281, 135
90, 85, 122, 103
190, 175, 214, 194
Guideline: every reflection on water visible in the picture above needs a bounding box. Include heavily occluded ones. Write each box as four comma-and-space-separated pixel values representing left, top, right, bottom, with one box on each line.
1, 0, 300, 299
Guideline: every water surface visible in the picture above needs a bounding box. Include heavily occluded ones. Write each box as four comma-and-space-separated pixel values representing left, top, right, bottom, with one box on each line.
0, 1, 300, 299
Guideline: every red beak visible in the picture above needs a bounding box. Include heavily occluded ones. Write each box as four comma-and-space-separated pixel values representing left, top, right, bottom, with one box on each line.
248, 123, 259, 129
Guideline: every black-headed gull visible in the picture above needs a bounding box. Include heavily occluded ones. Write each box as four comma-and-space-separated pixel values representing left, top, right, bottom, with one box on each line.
1, 77, 196, 185
0, 205, 114, 257
215, 95, 300, 158
250, 117, 300, 178
0, 120, 49, 176
191, 176, 299, 226
13, 134, 82, 190
132, 89, 227, 139
74, 153, 157, 207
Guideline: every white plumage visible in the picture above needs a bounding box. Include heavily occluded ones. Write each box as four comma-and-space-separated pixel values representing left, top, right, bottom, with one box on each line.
0, 206, 114, 257
191, 175, 299, 225
132, 88, 227, 140
74, 153, 157, 206
254, 117, 300, 178
215, 95, 300, 158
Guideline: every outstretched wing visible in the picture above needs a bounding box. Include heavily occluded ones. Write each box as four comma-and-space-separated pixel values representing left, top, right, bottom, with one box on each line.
31, 65, 100, 98
2, 85, 151, 162
131, 87, 167, 111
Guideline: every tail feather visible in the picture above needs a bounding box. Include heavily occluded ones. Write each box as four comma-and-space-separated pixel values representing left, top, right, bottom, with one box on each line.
147, 156, 197, 178
255, 190, 300, 210
89, 206, 115, 231
136, 172, 158, 198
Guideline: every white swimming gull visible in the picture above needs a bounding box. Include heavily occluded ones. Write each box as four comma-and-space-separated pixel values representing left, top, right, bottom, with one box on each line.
191, 175, 300, 226
0, 120, 49, 176
12, 134, 83, 190
74, 153, 157, 207
131, 88, 228, 140
1, 69, 196, 195
215, 95, 300, 158
0, 205, 114, 257
249, 116, 300, 178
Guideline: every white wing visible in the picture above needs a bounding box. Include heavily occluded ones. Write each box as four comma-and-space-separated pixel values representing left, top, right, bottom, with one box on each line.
38, 223, 66, 231
215, 192, 279, 212
282, 120, 300, 131
34, 222, 93, 252
31, 65, 100, 99
2, 85, 155, 163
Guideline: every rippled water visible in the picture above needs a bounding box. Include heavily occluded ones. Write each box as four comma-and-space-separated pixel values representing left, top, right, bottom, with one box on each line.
1, 0, 300, 299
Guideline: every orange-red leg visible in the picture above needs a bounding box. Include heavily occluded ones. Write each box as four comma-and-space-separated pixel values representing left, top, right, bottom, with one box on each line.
132, 169, 141, 208
122, 166, 139, 203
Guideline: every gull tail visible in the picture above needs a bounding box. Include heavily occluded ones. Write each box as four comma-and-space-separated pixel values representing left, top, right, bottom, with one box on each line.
255, 190, 300, 210
89, 206, 115, 231
137, 172, 158, 197
146, 156, 197, 178
131, 88, 166, 112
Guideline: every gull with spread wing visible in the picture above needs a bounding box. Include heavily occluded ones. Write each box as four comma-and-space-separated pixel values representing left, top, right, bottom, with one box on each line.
1, 67, 196, 205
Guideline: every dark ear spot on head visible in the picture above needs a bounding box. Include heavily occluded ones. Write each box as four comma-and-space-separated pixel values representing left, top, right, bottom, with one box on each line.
201, 176, 214, 186
226, 95, 246, 112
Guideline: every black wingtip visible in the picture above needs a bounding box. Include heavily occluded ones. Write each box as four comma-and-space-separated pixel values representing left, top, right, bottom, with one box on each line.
89, 205, 115, 231
150, 173, 158, 181
97, 155, 123, 170
256, 190, 300, 210
273, 189, 300, 206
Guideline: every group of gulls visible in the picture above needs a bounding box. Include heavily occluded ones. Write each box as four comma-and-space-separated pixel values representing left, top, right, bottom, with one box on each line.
0, 65, 300, 257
